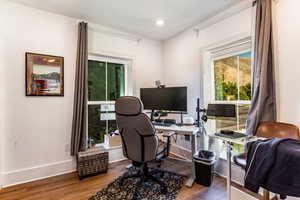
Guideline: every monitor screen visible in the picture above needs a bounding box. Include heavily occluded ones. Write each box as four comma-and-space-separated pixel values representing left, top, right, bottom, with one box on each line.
206, 104, 236, 118
140, 87, 187, 112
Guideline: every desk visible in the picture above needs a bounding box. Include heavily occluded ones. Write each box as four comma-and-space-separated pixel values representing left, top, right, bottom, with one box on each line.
155, 124, 199, 187
209, 134, 246, 200
209, 133, 259, 200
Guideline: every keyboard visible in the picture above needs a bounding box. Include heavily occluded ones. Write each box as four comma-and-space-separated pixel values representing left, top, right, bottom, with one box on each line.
152, 122, 173, 127
215, 132, 246, 139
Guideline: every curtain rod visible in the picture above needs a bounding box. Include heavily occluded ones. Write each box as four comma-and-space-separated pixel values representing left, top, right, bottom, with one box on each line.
253, 0, 278, 6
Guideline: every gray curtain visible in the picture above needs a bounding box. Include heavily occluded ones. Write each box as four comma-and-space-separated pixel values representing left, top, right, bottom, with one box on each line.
71, 22, 88, 156
246, 0, 277, 135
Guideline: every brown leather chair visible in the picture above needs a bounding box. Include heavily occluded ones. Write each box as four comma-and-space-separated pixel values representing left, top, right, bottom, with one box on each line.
233, 121, 300, 200
234, 121, 300, 169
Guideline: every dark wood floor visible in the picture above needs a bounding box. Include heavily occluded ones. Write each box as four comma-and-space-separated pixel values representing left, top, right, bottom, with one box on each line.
0, 159, 226, 200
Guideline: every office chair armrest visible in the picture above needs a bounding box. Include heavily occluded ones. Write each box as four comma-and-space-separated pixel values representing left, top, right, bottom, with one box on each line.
162, 131, 176, 138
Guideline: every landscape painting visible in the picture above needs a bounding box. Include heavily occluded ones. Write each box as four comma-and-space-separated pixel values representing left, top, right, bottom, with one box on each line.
26, 53, 64, 96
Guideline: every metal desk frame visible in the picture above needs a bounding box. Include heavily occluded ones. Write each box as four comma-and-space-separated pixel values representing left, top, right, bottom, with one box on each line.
209, 134, 248, 200
155, 124, 199, 187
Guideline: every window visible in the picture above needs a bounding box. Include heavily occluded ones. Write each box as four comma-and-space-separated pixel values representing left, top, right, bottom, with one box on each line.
87, 57, 128, 145
213, 52, 252, 133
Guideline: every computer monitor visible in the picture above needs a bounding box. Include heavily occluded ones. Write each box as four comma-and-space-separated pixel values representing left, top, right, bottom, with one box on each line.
140, 87, 187, 112
206, 104, 236, 118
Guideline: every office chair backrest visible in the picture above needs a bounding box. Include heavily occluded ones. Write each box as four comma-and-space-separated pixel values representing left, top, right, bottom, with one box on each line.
256, 121, 300, 140
115, 96, 158, 163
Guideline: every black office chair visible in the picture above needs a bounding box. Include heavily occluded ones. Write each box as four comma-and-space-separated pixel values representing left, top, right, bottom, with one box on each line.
115, 96, 174, 194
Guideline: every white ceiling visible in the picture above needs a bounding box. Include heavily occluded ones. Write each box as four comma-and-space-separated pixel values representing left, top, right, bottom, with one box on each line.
9, 0, 243, 40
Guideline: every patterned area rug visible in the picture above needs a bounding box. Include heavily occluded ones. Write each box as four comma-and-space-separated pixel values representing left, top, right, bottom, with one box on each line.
89, 168, 185, 200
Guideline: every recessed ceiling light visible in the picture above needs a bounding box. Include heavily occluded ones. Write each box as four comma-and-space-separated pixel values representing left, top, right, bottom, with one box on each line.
156, 19, 165, 27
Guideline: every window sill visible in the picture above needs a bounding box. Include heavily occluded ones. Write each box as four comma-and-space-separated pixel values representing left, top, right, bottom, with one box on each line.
92, 143, 122, 151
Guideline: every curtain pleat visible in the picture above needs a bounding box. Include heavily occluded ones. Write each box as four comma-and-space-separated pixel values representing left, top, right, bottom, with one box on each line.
246, 0, 277, 135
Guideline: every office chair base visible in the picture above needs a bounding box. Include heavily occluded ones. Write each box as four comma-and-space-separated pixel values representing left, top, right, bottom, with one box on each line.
119, 163, 167, 194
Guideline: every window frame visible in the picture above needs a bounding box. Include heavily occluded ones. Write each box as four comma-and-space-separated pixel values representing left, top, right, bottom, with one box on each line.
87, 54, 132, 146
201, 37, 253, 158
210, 49, 252, 133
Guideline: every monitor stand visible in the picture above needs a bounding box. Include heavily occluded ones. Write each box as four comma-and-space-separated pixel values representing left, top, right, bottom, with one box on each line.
150, 109, 155, 121
176, 112, 184, 126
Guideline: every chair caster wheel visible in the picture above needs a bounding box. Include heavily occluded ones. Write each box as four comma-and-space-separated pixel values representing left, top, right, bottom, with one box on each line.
161, 186, 167, 194
160, 172, 164, 178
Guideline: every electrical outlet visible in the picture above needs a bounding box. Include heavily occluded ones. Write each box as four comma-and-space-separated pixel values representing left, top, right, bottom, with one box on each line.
65, 144, 70, 153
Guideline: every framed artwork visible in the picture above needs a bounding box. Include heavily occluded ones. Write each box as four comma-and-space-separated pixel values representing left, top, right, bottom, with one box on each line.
26, 52, 64, 96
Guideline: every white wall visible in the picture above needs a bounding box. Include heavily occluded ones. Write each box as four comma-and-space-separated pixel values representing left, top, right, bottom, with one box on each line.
163, 6, 253, 119
274, 2, 300, 197
275, 0, 300, 126
0, 1, 162, 187
0, 10, 5, 185
0, 2, 78, 187
88, 27, 163, 96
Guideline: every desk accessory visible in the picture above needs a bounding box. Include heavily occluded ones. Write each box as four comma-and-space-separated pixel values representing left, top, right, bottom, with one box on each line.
195, 98, 207, 127
164, 119, 176, 124
152, 121, 173, 127
183, 117, 194, 126
220, 130, 234, 135
215, 132, 245, 139
104, 134, 122, 147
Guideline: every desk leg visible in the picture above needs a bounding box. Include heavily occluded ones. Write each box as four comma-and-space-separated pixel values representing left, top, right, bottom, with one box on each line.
227, 142, 232, 200
185, 133, 196, 187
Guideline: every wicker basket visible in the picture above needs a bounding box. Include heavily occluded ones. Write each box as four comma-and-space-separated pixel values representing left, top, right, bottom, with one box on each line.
77, 148, 109, 179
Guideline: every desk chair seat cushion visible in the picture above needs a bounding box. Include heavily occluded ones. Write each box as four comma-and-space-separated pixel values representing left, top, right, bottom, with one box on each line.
233, 153, 247, 169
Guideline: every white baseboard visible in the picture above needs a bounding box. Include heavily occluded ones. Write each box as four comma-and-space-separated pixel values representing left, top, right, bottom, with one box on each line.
0, 172, 4, 189
2, 148, 125, 188
2, 159, 76, 188
110, 158, 127, 163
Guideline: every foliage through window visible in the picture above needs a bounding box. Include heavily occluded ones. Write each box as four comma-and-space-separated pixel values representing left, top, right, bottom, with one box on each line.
88, 59, 126, 145
213, 52, 252, 132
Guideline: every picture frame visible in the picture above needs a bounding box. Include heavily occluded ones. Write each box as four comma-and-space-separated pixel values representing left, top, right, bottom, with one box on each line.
26, 52, 64, 96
